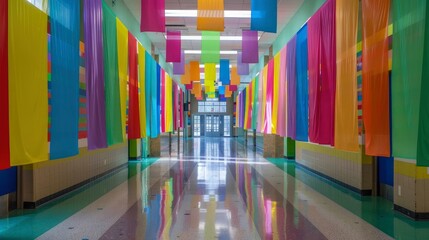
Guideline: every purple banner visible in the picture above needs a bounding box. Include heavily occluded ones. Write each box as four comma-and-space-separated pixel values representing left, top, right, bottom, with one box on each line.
237, 52, 249, 75
242, 30, 258, 63
140, 0, 165, 32
287, 36, 297, 139
84, 0, 107, 150
166, 31, 181, 62
173, 50, 185, 75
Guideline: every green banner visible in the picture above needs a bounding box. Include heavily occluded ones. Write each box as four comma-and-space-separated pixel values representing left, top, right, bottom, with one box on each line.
201, 31, 220, 63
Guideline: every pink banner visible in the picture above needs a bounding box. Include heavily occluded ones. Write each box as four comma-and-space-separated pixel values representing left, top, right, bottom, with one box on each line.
161, 70, 165, 132
265, 60, 274, 133
166, 31, 181, 62
140, 0, 165, 32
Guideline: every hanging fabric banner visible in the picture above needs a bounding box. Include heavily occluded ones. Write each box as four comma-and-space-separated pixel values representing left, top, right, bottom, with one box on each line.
197, 0, 224, 31
265, 61, 274, 134
205, 63, 216, 85
277, 47, 287, 137
236, 95, 240, 127
166, 31, 181, 63
225, 85, 232, 98
230, 67, 241, 86
242, 30, 259, 63
9, 0, 48, 165
186, 82, 193, 90
181, 64, 191, 85
140, 0, 165, 32
0, 0, 9, 169
259, 68, 268, 133
172, 82, 177, 130
145, 52, 153, 137
218, 86, 225, 95
392, 0, 425, 159
257, 71, 264, 132
190, 61, 200, 82
138, 43, 148, 138
252, 77, 259, 130
150, 64, 161, 138
202, 31, 220, 63
173, 50, 185, 75
251, 0, 277, 33
243, 87, 249, 129
272, 54, 280, 134
247, 84, 253, 130
116, 19, 128, 142
335, 0, 359, 152
220, 59, 230, 85
362, 0, 391, 156
50, 0, 80, 159
161, 69, 165, 133
84, 0, 107, 150
287, 37, 297, 139
165, 74, 173, 132
103, 2, 123, 146
240, 91, 246, 128
237, 52, 249, 75
128, 33, 141, 139
296, 25, 309, 142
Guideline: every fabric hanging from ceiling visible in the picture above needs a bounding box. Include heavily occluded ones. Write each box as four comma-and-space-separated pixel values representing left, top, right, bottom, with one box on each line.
235, 94, 240, 127
242, 30, 259, 63
201, 31, 220, 63
417, 1, 429, 166
205, 63, 216, 86
237, 52, 249, 75
144, 52, 153, 137
102, 2, 123, 146
287, 36, 297, 140
197, 0, 224, 31
166, 31, 181, 62
172, 82, 177, 131
128, 33, 141, 139
296, 25, 309, 142
50, 0, 80, 159
225, 85, 232, 98
218, 86, 225, 95
271, 53, 280, 134
277, 47, 287, 137
248, 83, 254, 130
179, 88, 184, 128
243, 87, 249, 129
251, 77, 259, 130
140, 0, 165, 32
161, 69, 165, 133
392, 0, 425, 159
230, 66, 240, 86
334, 0, 359, 152
116, 19, 128, 142
165, 73, 173, 132
240, 91, 246, 128
190, 61, 200, 82
9, 0, 48, 165
220, 59, 230, 85
362, 0, 391, 156
173, 50, 185, 75
84, 0, 107, 150
251, 0, 277, 33
152, 64, 161, 137
259, 68, 267, 133
181, 64, 191, 85
0, 0, 8, 169
265, 61, 274, 134
308, 0, 336, 145
138, 43, 148, 138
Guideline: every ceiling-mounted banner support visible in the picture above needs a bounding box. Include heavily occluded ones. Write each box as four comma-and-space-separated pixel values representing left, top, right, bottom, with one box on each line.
197, 0, 224, 31
166, 31, 181, 62
140, 0, 165, 32
242, 30, 259, 63
250, 0, 277, 33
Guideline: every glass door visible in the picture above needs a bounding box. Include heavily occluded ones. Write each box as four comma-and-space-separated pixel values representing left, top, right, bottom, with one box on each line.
193, 115, 201, 137
205, 115, 212, 137
223, 116, 231, 137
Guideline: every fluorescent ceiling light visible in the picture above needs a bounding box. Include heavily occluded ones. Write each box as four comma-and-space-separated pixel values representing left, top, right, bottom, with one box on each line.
199, 64, 232, 68
185, 50, 237, 55
181, 36, 242, 41
165, 10, 251, 18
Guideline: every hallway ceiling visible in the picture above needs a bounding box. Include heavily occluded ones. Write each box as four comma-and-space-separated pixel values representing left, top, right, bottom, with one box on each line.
124, 0, 304, 70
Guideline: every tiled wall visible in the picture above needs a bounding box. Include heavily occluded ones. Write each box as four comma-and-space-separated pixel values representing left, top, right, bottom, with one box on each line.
296, 142, 373, 192
22, 143, 127, 204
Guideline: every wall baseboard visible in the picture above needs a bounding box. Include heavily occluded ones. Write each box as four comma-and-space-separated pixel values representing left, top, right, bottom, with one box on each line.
394, 204, 429, 221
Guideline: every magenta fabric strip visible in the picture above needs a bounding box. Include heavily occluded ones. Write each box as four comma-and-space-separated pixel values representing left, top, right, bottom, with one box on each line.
265, 60, 274, 134
173, 50, 185, 75
237, 52, 250, 75
287, 36, 297, 139
242, 30, 259, 63
166, 31, 181, 62
277, 47, 287, 137
140, 0, 165, 32
83, 0, 107, 150
257, 70, 264, 132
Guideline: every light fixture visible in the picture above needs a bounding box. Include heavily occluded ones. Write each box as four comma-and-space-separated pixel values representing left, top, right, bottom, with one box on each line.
165, 10, 251, 18
185, 50, 238, 55
199, 64, 232, 68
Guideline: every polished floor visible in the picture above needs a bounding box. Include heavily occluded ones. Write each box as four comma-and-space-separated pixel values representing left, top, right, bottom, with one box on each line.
1, 137, 429, 239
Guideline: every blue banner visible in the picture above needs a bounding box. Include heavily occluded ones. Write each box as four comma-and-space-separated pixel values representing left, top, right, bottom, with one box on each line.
50, 0, 80, 159
0, 167, 16, 196
251, 0, 277, 33
296, 25, 309, 141
145, 52, 152, 137
220, 59, 230, 85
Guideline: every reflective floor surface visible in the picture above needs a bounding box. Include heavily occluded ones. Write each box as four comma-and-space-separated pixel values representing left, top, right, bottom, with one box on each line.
1, 137, 429, 239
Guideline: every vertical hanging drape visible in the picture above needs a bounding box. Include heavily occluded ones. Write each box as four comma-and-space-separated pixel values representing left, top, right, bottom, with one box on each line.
335, 0, 359, 152
116, 19, 128, 141
417, 1, 429, 166
140, 0, 165, 32
9, 0, 48, 165
230, 67, 241, 86
296, 25, 309, 142
166, 74, 173, 132
277, 47, 287, 137
242, 30, 259, 63
308, 0, 336, 145
251, 0, 277, 33
287, 38, 297, 139
265, 61, 274, 134
128, 33, 141, 139
236, 95, 240, 127
392, 0, 426, 159
103, 2, 123, 146
220, 59, 230, 85
161, 69, 165, 133
240, 91, 246, 128
84, 0, 107, 150
243, 87, 249, 129
156, 65, 161, 136
190, 61, 200, 82
201, 31, 220, 63
252, 78, 259, 130
362, 0, 391, 156
138, 43, 148, 138
271, 54, 280, 134
50, 0, 80, 159
237, 52, 250, 75
145, 52, 153, 137
259, 68, 267, 133
173, 50, 185, 75
197, 0, 225, 32
0, 0, 9, 169
166, 31, 181, 62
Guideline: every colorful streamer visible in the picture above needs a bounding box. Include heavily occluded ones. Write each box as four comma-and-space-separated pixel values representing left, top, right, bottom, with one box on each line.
116, 19, 128, 141
251, 77, 259, 130
0, 0, 9, 169
190, 61, 200, 82
296, 25, 309, 142
362, 0, 391, 156
335, 0, 359, 152
242, 30, 259, 63
202, 31, 220, 63
173, 50, 185, 75
277, 47, 287, 137
9, 0, 48, 165
220, 59, 230, 85
251, 0, 277, 33
286, 37, 297, 139
145, 52, 153, 137
166, 31, 181, 63
237, 52, 250, 75
265, 61, 274, 134
138, 43, 148, 138
140, 0, 165, 32
197, 0, 224, 31
271, 54, 280, 134
128, 33, 141, 139
103, 2, 123, 146
230, 67, 240, 86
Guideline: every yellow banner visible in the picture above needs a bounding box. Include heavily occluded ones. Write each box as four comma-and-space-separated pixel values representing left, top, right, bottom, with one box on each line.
165, 73, 173, 132
138, 43, 147, 138
9, 0, 48, 165
272, 53, 280, 134
116, 18, 128, 141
